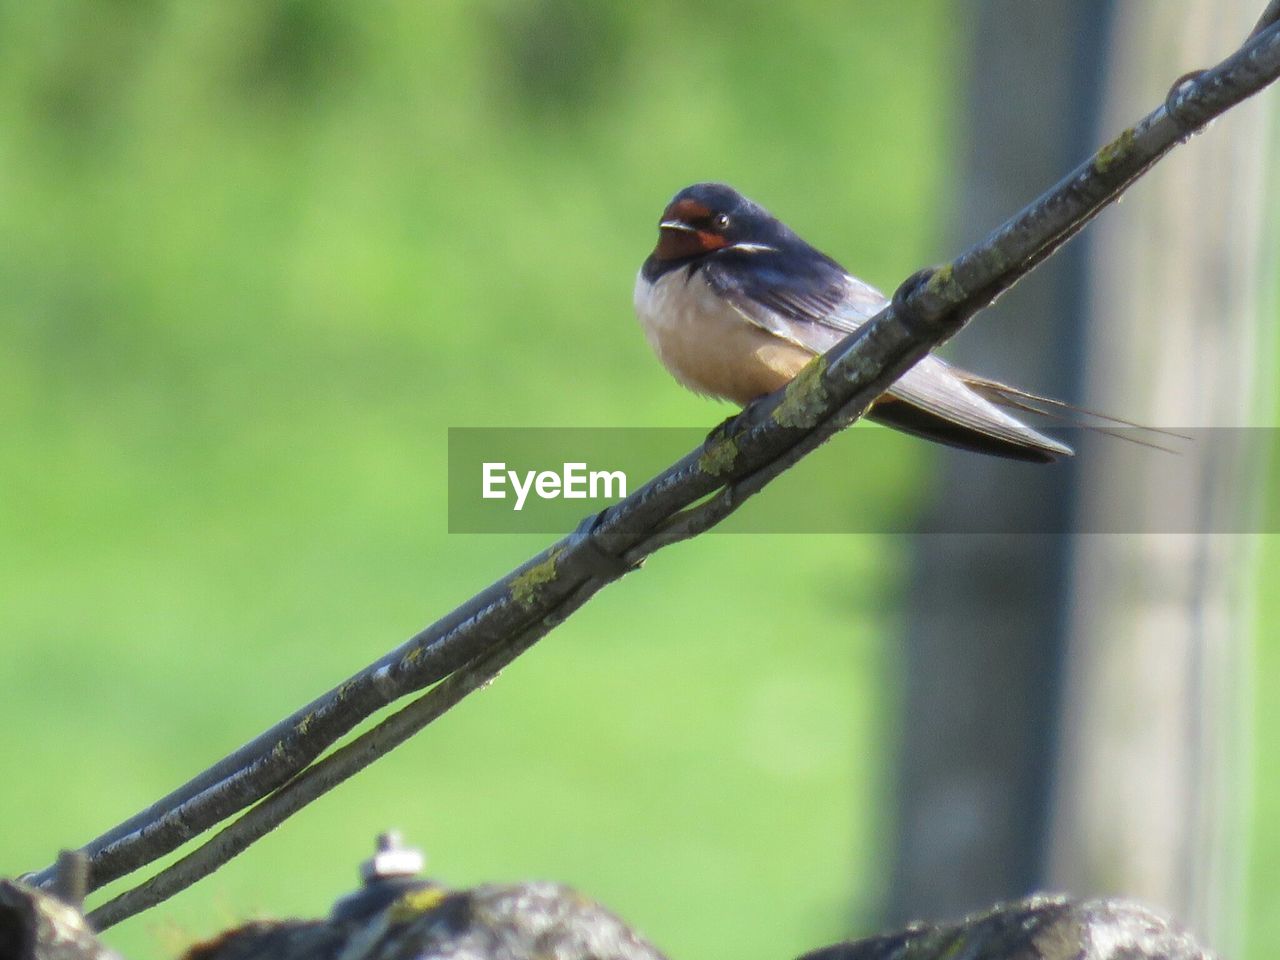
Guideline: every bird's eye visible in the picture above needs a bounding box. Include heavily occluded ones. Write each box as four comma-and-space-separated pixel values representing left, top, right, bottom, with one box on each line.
713, 213, 731, 230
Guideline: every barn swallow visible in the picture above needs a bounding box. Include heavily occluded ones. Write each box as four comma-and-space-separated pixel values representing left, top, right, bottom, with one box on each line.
633, 182, 1074, 462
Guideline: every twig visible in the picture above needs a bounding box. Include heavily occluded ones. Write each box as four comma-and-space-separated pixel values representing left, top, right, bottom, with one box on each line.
1253, 0, 1280, 36
24, 7, 1280, 923
86, 590, 583, 930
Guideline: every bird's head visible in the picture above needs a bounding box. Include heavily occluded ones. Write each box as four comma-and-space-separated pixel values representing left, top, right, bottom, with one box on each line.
650, 182, 776, 263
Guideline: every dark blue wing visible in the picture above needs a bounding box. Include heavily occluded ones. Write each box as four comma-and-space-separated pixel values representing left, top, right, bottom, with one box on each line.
698, 249, 1072, 461
699, 249, 886, 351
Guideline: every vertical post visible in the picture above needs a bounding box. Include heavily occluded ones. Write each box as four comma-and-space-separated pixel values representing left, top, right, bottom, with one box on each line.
1048, 3, 1270, 954
887, 0, 1114, 923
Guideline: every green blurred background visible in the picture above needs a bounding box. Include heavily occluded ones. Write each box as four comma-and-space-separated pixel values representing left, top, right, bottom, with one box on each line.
0, 3, 1275, 959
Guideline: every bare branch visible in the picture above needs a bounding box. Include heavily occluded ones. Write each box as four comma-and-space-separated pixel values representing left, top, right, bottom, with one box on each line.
1253, 0, 1280, 36
84, 589, 587, 930
22, 9, 1280, 926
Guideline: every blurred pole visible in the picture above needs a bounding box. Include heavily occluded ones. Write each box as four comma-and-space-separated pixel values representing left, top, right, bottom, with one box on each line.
886, 0, 1113, 923
1047, 2, 1271, 955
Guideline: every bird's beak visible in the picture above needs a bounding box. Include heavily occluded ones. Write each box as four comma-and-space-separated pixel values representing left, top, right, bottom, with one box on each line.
653, 202, 726, 260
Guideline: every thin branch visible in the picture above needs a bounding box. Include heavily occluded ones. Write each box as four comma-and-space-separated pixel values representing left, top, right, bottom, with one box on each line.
24, 8, 1280, 924
1253, 0, 1280, 36
85, 588, 585, 930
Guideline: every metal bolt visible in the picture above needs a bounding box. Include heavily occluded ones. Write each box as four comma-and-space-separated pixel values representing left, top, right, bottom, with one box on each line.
360, 831, 424, 884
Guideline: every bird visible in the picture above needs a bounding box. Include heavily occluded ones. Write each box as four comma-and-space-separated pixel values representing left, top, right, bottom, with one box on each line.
633, 181, 1077, 463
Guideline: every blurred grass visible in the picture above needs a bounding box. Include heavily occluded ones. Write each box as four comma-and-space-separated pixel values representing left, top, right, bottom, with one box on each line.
0, 3, 955, 959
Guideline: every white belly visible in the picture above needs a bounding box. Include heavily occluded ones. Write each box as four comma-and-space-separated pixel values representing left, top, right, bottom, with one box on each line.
632, 269, 814, 405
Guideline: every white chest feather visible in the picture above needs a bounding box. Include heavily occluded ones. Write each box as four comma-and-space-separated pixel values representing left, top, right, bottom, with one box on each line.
632, 268, 814, 405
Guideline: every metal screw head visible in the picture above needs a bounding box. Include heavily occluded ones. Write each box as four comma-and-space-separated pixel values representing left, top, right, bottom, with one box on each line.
360, 831, 424, 884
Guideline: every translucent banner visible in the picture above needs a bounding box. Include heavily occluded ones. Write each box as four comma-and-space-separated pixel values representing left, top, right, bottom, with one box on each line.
447, 427, 1276, 534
